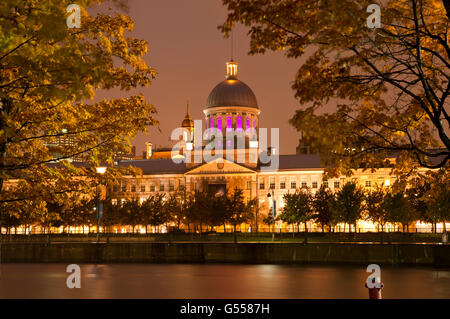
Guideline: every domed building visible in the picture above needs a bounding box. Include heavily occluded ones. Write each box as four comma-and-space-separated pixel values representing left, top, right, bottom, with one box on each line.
112, 60, 404, 234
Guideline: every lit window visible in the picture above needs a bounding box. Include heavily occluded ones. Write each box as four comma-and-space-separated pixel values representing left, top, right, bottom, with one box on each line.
384, 179, 390, 187
227, 116, 232, 132
301, 182, 307, 188
365, 180, 371, 188
280, 182, 286, 189
131, 184, 136, 192
270, 177, 275, 189
112, 199, 118, 205
246, 117, 251, 132
160, 183, 165, 192
217, 117, 222, 131
210, 117, 214, 133
121, 183, 127, 192
323, 181, 329, 188
227, 140, 231, 148
150, 184, 155, 192
334, 181, 340, 189
312, 181, 318, 188
236, 116, 242, 131
246, 181, 251, 190
217, 140, 222, 148
291, 182, 296, 189
169, 180, 175, 191
259, 182, 265, 189
140, 184, 146, 192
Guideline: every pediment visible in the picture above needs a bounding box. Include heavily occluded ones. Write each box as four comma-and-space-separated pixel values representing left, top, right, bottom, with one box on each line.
185, 158, 256, 175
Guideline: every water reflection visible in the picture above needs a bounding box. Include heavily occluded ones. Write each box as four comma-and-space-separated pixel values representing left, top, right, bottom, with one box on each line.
0, 264, 449, 299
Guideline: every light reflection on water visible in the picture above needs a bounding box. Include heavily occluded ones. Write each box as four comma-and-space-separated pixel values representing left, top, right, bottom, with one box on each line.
0, 263, 449, 299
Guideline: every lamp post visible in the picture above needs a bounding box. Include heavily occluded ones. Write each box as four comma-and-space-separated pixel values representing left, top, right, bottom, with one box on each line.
267, 190, 276, 242
95, 166, 107, 243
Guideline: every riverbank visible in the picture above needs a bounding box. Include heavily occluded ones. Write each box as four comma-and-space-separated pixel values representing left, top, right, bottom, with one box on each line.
1, 242, 449, 266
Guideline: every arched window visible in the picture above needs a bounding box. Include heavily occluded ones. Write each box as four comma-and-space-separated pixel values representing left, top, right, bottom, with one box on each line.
226, 116, 232, 132
217, 117, 222, 132
210, 116, 214, 133
246, 117, 251, 132
236, 116, 242, 131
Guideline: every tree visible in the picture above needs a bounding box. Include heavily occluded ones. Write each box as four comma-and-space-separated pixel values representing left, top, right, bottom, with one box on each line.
422, 167, 450, 232
312, 185, 334, 232
141, 194, 165, 233
279, 190, 314, 243
331, 182, 365, 232
280, 190, 313, 231
225, 188, 254, 243
121, 197, 141, 233
365, 187, 389, 232
221, 0, 450, 177
0, 1, 157, 210
163, 193, 183, 231
383, 190, 417, 232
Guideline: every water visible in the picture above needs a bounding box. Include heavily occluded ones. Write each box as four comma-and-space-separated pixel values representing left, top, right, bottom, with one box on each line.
0, 263, 449, 298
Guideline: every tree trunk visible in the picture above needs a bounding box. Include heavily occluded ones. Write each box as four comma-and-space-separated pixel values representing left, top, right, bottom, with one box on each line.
304, 222, 308, 244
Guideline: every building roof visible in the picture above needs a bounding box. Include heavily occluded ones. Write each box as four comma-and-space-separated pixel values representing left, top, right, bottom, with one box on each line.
259, 154, 323, 171
206, 79, 258, 109
117, 159, 186, 175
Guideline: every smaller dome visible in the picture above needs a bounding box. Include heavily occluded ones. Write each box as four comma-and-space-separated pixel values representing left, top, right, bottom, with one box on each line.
182, 116, 193, 127
181, 102, 194, 127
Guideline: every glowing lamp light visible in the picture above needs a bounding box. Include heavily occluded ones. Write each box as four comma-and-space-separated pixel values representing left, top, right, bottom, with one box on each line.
226, 61, 238, 78
186, 142, 193, 151
384, 179, 390, 186
95, 166, 107, 175
249, 141, 258, 148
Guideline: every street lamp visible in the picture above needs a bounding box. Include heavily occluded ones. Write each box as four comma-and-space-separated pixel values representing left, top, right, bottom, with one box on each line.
267, 190, 276, 242
95, 166, 107, 242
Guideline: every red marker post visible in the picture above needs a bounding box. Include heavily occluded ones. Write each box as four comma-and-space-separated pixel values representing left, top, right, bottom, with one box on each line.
365, 282, 384, 299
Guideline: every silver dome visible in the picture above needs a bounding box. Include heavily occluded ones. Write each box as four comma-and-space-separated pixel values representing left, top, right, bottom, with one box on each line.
206, 79, 258, 109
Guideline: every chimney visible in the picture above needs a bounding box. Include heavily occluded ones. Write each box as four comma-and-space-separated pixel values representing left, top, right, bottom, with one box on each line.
145, 142, 152, 159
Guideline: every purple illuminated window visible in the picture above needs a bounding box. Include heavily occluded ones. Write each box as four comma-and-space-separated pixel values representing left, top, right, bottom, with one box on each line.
227, 140, 231, 148
227, 116, 232, 132
217, 140, 222, 148
246, 117, 251, 132
253, 119, 256, 131
210, 117, 214, 133
217, 117, 222, 132
236, 116, 242, 131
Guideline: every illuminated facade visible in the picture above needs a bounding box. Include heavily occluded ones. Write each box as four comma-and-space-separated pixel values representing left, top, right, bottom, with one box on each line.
110, 60, 437, 232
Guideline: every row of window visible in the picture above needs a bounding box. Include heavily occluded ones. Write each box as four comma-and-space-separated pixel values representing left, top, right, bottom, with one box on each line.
259, 181, 321, 190
113, 182, 184, 193
258, 180, 379, 190
114, 179, 379, 193
208, 115, 257, 133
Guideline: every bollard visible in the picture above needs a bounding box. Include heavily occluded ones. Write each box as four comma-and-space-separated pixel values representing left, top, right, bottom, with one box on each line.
365, 282, 384, 299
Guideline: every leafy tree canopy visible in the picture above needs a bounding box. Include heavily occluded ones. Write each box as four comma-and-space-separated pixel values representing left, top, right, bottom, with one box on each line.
221, 0, 449, 177
0, 1, 157, 212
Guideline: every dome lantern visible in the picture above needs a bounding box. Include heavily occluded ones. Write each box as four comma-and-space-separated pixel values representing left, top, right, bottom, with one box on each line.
226, 60, 238, 80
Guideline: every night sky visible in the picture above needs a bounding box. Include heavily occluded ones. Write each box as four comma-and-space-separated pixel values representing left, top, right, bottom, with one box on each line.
96, 0, 307, 156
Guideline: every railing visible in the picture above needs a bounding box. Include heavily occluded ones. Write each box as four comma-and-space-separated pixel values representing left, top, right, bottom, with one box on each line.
0, 230, 447, 244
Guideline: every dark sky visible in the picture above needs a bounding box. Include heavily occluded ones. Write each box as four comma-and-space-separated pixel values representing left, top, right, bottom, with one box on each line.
96, 0, 304, 156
